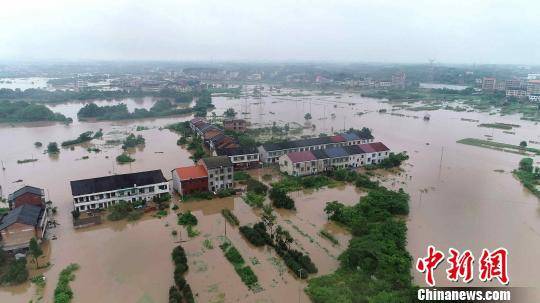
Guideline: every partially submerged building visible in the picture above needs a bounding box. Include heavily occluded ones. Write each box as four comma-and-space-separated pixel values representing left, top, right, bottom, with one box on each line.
198, 156, 234, 192
215, 146, 260, 170
70, 170, 169, 212
0, 204, 48, 251
172, 165, 209, 196
278, 142, 391, 176
8, 185, 45, 209
259, 130, 374, 163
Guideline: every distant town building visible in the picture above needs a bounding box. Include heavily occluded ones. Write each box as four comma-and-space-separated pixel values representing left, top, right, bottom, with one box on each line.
529, 95, 540, 102
505, 79, 522, 89
527, 80, 540, 96
172, 165, 208, 196
8, 185, 45, 209
506, 89, 527, 99
198, 156, 234, 192
391, 72, 406, 89
0, 204, 48, 251
223, 119, 247, 133
482, 77, 496, 91
70, 170, 169, 212
527, 74, 540, 80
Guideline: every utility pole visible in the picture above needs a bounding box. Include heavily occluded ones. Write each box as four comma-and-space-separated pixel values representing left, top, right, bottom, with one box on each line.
298, 268, 304, 303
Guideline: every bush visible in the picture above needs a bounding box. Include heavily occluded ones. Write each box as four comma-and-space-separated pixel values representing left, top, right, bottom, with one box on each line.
177, 211, 198, 226
221, 209, 240, 226
246, 178, 268, 195
519, 157, 534, 173
235, 266, 258, 287
242, 191, 265, 208
0, 259, 29, 285
182, 284, 195, 303
54, 263, 79, 303
225, 246, 244, 265
239, 225, 267, 246
116, 153, 135, 164
216, 188, 235, 198
269, 188, 295, 209
234, 171, 251, 181
169, 286, 183, 303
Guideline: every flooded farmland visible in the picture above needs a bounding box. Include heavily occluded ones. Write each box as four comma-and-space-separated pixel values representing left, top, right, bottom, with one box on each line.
1, 90, 540, 302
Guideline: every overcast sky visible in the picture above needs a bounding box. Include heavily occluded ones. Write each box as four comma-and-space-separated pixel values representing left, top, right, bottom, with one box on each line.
1, 0, 539, 64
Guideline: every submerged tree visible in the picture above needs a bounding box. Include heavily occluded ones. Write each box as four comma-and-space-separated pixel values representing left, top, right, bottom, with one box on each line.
224, 108, 237, 118
304, 113, 312, 120
29, 238, 43, 269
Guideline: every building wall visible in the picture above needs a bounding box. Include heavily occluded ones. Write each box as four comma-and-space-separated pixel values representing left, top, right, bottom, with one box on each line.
12, 193, 44, 209
72, 182, 170, 212
279, 156, 318, 176
206, 167, 234, 192
180, 178, 208, 195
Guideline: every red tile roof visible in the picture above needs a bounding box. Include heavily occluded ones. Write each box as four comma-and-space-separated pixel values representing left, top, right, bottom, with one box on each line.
358, 142, 390, 153
369, 142, 390, 152
329, 135, 346, 143
175, 165, 208, 181
286, 151, 317, 163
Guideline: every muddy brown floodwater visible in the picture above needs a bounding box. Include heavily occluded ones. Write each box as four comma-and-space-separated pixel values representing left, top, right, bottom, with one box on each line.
0, 89, 539, 302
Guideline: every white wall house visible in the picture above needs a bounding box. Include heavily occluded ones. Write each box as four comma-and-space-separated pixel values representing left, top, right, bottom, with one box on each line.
70, 170, 169, 212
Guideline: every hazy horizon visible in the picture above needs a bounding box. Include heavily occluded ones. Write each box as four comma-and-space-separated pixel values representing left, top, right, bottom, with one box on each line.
1, 0, 539, 65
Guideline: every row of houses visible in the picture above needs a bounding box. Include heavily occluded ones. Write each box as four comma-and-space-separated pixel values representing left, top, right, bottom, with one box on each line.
190, 118, 260, 170
258, 130, 374, 163
279, 142, 391, 176
1, 186, 49, 252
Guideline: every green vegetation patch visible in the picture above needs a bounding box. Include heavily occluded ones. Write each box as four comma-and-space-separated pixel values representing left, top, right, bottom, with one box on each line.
457, 138, 540, 155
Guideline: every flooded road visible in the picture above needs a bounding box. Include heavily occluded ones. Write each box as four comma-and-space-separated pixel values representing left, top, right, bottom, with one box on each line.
1, 89, 539, 301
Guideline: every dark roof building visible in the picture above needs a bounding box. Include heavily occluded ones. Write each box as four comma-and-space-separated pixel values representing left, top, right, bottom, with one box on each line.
70, 170, 167, 196
216, 146, 258, 157
343, 145, 364, 155
199, 156, 233, 169
8, 185, 45, 209
0, 204, 44, 231
311, 149, 329, 159
324, 147, 349, 158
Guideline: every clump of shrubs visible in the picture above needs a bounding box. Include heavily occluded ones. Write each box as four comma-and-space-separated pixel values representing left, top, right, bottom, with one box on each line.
269, 188, 295, 209
169, 245, 194, 303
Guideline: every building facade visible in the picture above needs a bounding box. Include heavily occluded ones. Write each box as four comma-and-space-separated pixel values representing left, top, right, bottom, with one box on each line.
0, 204, 48, 251
198, 156, 234, 192
8, 185, 45, 209
259, 130, 374, 163
223, 119, 247, 133
70, 170, 169, 212
278, 142, 391, 176
172, 165, 209, 196
215, 146, 260, 170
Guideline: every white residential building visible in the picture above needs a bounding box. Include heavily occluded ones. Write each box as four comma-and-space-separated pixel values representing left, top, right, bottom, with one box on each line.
70, 170, 169, 212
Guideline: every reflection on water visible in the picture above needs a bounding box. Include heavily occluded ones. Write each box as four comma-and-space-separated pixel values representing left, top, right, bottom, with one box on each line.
1, 90, 540, 301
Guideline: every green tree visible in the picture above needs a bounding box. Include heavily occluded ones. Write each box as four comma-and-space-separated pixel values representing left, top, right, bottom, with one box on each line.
520, 141, 527, 148
304, 113, 312, 120
224, 108, 237, 118
47, 142, 60, 154
29, 237, 43, 269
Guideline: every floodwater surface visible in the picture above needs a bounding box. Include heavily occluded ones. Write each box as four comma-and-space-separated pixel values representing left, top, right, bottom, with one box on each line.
1, 88, 539, 302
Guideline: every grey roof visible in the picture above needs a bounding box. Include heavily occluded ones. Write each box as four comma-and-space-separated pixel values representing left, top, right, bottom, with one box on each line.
324, 147, 349, 158
200, 156, 233, 169
70, 170, 167, 196
8, 185, 44, 202
311, 149, 329, 159
0, 204, 44, 230
216, 146, 258, 156
343, 145, 365, 155
262, 137, 332, 152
